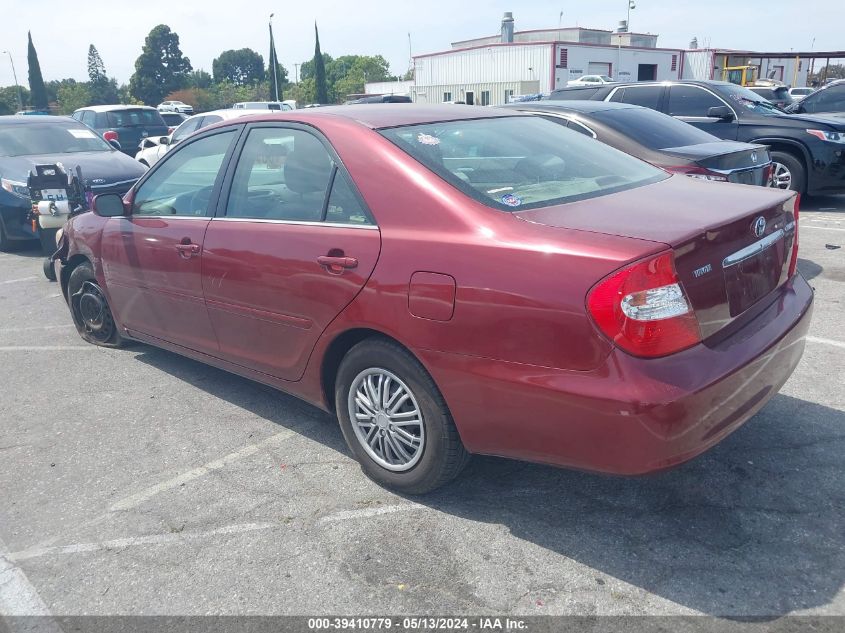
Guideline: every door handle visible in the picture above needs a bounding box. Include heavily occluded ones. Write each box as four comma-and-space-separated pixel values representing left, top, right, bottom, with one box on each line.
317, 255, 358, 272
175, 242, 200, 258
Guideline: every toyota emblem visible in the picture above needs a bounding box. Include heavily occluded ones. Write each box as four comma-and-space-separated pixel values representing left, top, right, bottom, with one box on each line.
753, 216, 767, 238
750, 151, 757, 164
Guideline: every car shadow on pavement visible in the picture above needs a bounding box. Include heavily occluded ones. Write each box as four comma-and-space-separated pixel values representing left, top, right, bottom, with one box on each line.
802, 194, 845, 214
797, 258, 823, 281
131, 345, 843, 617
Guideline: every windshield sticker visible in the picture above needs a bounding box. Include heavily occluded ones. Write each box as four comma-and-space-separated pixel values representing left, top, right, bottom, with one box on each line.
500, 193, 523, 207
69, 129, 96, 139
416, 133, 440, 146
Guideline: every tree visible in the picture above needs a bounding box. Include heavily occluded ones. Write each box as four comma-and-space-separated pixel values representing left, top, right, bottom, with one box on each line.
300, 53, 333, 82
0, 85, 29, 115
56, 83, 91, 115
86, 45, 118, 105
129, 25, 192, 105
212, 48, 264, 86
313, 23, 329, 104
187, 69, 213, 90
809, 64, 845, 85
27, 32, 48, 110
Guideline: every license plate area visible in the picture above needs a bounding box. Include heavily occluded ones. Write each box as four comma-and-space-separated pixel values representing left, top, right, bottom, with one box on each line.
728, 168, 765, 186
39, 188, 68, 202
723, 232, 786, 317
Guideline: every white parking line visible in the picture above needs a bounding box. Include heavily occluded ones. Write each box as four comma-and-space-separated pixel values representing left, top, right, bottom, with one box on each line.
0, 535, 60, 625
318, 503, 425, 525
0, 346, 93, 351
109, 427, 304, 512
807, 336, 845, 350
0, 325, 74, 333
0, 277, 36, 285
800, 225, 845, 232
7, 522, 277, 564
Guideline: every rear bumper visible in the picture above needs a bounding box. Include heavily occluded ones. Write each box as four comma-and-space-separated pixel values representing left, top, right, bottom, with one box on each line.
421, 274, 814, 475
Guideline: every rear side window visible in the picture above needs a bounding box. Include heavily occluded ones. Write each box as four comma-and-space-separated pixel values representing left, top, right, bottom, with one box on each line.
610, 86, 663, 110
548, 88, 600, 101
667, 86, 724, 116
106, 109, 166, 128
380, 116, 665, 212
172, 117, 203, 142
592, 107, 718, 149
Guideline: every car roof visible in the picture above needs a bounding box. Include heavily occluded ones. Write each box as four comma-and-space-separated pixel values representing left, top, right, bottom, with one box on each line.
74, 105, 158, 113
0, 115, 79, 126
504, 101, 639, 114
207, 104, 523, 130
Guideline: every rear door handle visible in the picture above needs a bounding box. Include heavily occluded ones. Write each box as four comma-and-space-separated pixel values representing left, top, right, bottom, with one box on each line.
176, 242, 200, 258
317, 255, 358, 272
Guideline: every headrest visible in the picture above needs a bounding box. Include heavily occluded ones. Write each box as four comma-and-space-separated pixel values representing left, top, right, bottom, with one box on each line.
284, 139, 332, 194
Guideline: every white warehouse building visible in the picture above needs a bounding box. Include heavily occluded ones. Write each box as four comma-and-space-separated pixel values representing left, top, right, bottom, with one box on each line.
412, 13, 684, 106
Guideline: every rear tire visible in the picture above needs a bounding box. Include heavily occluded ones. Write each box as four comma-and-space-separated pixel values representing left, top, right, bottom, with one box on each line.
43, 258, 57, 281
335, 338, 470, 494
68, 262, 126, 347
770, 151, 805, 194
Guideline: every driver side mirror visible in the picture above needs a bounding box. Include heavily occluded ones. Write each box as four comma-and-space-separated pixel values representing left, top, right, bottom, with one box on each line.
707, 105, 735, 121
159, 136, 170, 145
92, 193, 127, 217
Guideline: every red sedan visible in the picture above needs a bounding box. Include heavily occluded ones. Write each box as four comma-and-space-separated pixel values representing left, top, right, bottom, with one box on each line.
54, 105, 813, 493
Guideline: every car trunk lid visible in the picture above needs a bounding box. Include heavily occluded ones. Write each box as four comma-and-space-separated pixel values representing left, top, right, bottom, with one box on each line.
661, 142, 771, 186
515, 175, 798, 340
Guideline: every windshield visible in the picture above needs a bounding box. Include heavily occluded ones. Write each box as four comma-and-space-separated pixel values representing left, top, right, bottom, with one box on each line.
591, 107, 719, 149
599, 76, 613, 82
379, 116, 666, 212
719, 84, 783, 115
0, 122, 113, 157
106, 109, 166, 127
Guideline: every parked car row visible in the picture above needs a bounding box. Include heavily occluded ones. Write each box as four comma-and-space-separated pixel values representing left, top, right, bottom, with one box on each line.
47, 104, 811, 493
545, 79, 845, 195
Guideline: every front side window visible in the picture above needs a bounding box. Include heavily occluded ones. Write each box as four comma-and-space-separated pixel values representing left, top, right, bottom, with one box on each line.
132, 131, 235, 217
226, 127, 333, 222
380, 116, 665, 212
667, 86, 724, 116
803, 85, 845, 113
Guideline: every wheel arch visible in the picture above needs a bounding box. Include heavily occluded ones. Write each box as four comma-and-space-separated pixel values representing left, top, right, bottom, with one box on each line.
60, 254, 92, 301
320, 328, 423, 414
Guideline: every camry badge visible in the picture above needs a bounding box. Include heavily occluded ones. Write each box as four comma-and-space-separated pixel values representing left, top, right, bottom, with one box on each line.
753, 216, 767, 238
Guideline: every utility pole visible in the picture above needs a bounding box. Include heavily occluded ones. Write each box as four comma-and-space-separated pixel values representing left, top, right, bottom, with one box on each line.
269, 13, 280, 101
2, 50, 23, 111
294, 63, 300, 84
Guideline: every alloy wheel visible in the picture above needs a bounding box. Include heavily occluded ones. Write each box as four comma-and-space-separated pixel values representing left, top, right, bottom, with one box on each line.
771, 162, 792, 189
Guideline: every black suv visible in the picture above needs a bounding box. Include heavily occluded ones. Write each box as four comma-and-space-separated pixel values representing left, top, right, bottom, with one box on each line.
547, 80, 845, 195
72, 105, 169, 156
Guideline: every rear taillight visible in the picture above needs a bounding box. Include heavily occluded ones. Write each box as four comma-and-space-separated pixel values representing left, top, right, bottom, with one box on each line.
764, 163, 774, 186
665, 165, 728, 182
788, 194, 800, 277
587, 252, 701, 358
103, 130, 119, 142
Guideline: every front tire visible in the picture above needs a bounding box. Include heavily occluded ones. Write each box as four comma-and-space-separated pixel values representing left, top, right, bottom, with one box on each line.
335, 338, 470, 494
68, 262, 126, 347
770, 151, 805, 194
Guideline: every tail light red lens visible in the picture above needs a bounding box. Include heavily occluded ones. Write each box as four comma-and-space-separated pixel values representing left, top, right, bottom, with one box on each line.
103, 130, 119, 142
664, 165, 728, 182
587, 252, 701, 358
788, 194, 800, 278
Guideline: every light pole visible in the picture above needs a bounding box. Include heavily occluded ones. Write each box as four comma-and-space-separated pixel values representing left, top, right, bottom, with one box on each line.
294, 63, 300, 84
2, 50, 23, 112
269, 13, 280, 102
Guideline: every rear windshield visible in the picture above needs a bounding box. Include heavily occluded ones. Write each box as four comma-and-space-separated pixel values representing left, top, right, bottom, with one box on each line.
0, 122, 113, 156
591, 106, 719, 149
547, 88, 601, 101
106, 109, 166, 128
379, 116, 666, 212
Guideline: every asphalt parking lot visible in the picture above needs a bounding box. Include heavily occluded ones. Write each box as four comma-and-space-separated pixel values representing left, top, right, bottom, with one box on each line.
1, 195, 843, 620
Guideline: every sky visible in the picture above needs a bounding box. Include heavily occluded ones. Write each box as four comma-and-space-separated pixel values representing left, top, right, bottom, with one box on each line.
0, 0, 841, 88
